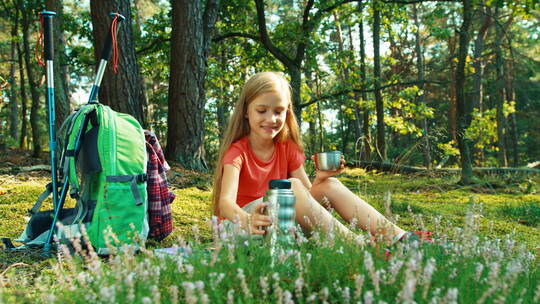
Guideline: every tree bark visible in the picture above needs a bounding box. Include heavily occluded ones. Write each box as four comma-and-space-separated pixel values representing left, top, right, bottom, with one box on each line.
413, 4, 431, 169
373, 0, 386, 161
494, 7, 508, 167
470, 4, 491, 112
90, 0, 147, 126
165, 0, 219, 171
17, 42, 28, 149
9, 13, 19, 141
20, 0, 42, 157
506, 45, 519, 167
358, 1, 371, 161
45, 0, 70, 128
455, 0, 473, 184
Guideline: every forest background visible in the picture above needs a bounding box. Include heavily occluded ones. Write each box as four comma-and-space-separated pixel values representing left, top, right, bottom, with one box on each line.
0, 0, 539, 183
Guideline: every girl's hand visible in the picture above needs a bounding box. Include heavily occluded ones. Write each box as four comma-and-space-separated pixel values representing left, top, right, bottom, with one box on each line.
247, 202, 272, 235
312, 154, 345, 183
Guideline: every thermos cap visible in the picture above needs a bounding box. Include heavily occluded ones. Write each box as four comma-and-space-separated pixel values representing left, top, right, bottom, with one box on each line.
269, 179, 291, 189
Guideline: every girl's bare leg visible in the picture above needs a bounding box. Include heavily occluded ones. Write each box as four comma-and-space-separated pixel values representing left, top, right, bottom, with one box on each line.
288, 178, 353, 239
310, 177, 405, 242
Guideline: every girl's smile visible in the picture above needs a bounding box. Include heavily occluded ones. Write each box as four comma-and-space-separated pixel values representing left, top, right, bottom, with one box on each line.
246, 91, 288, 141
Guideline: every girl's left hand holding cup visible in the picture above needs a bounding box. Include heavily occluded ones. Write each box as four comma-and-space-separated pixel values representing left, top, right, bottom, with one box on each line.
312, 154, 345, 182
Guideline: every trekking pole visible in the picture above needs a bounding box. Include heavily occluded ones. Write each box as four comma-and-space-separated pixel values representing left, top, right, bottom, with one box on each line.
88, 12, 125, 103
41, 10, 59, 219
43, 13, 125, 255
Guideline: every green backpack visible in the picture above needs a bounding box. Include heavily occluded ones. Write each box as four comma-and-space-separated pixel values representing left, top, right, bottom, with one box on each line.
17, 103, 148, 253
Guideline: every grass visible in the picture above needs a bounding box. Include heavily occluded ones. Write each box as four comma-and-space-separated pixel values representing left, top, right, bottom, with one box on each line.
0, 168, 539, 303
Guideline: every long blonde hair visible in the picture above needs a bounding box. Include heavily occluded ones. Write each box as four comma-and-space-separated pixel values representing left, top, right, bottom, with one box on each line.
211, 72, 303, 216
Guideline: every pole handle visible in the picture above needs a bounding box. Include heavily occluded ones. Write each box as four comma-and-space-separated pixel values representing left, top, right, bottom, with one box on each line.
41, 11, 56, 61
99, 13, 125, 61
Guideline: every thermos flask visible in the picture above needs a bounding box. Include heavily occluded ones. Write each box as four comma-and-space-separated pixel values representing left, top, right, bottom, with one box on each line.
264, 179, 296, 241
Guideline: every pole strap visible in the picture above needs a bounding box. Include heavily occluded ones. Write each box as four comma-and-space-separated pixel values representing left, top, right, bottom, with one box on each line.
35, 13, 45, 67
111, 14, 120, 73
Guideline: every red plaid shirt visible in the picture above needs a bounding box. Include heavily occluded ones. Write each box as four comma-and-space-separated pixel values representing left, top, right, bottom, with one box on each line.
145, 130, 175, 241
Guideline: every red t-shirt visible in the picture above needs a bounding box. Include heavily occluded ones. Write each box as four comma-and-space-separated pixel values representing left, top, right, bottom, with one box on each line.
222, 136, 306, 208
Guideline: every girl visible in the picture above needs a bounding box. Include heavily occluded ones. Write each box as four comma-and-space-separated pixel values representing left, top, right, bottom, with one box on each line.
212, 71, 413, 245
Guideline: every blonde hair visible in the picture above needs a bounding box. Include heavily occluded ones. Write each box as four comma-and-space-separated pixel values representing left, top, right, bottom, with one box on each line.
211, 72, 303, 216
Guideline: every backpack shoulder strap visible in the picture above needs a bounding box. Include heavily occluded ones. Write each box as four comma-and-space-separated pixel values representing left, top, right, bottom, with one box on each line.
67, 105, 99, 198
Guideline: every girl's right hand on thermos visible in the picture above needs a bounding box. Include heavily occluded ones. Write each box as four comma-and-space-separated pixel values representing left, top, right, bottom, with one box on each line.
248, 202, 272, 235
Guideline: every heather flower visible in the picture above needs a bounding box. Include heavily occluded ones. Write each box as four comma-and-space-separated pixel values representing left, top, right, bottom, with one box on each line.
354, 274, 365, 300
168, 285, 179, 304
364, 290, 374, 304
237, 268, 252, 298
182, 282, 197, 304
226, 289, 235, 304
364, 251, 380, 295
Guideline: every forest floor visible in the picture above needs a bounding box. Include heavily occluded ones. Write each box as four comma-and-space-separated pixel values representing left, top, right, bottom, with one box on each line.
0, 147, 539, 299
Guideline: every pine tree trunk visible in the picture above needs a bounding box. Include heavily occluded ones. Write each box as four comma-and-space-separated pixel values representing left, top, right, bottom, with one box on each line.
17, 42, 28, 149
413, 4, 431, 169
494, 7, 508, 167
165, 0, 219, 171
21, 0, 42, 157
358, 1, 371, 161
9, 17, 19, 141
373, 0, 385, 161
456, 0, 473, 184
90, 0, 147, 126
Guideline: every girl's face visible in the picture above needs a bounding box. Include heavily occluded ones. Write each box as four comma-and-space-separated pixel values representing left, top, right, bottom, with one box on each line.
246, 91, 289, 141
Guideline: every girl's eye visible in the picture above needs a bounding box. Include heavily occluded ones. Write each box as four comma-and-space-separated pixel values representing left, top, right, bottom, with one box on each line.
275, 111, 283, 115
257, 110, 266, 114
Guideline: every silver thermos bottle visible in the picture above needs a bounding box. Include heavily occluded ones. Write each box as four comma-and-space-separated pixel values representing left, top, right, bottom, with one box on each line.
264, 179, 296, 242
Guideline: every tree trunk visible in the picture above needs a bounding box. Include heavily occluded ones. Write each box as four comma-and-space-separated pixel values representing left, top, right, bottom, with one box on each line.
470, 4, 491, 112
45, 0, 70, 128
455, 0, 473, 184
90, 0, 147, 126
448, 35, 457, 143
506, 46, 519, 167
9, 15, 19, 141
373, 0, 385, 161
358, 1, 371, 161
494, 7, 508, 167
216, 46, 229, 142
413, 4, 431, 169
289, 66, 302, 123
165, 0, 219, 171
21, 0, 42, 157
17, 42, 28, 149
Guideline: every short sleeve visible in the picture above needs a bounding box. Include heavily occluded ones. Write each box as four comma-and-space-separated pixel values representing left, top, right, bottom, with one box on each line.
222, 145, 244, 170
287, 141, 306, 172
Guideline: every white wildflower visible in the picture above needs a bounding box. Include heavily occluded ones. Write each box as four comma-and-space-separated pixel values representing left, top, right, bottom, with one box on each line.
320, 287, 329, 303
342, 287, 351, 304
295, 275, 304, 299
260, 276, 269, 300
169, 285, 179, 304
237, 268, 252, 298
422, 258, 436, 299
283, 290, 294, 304
150, 285, 161, 304
226, 289, 235, 304
364, 290, 374, 304
475, 263, 484, 281
354, 274, 365, 300
141, 297, 152, 304
182, 282, 197, 304
364, 251, 380, 295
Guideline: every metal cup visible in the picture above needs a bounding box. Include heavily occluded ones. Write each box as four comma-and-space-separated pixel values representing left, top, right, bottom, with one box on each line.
315, 151, 342, 171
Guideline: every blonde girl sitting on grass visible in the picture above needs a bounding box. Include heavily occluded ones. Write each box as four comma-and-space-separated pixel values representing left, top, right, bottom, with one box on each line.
212, 71, 424, 245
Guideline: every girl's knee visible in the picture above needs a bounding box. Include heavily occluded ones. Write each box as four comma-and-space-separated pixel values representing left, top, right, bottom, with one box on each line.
316, 177, 343, 190
288, 178, 306, 192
